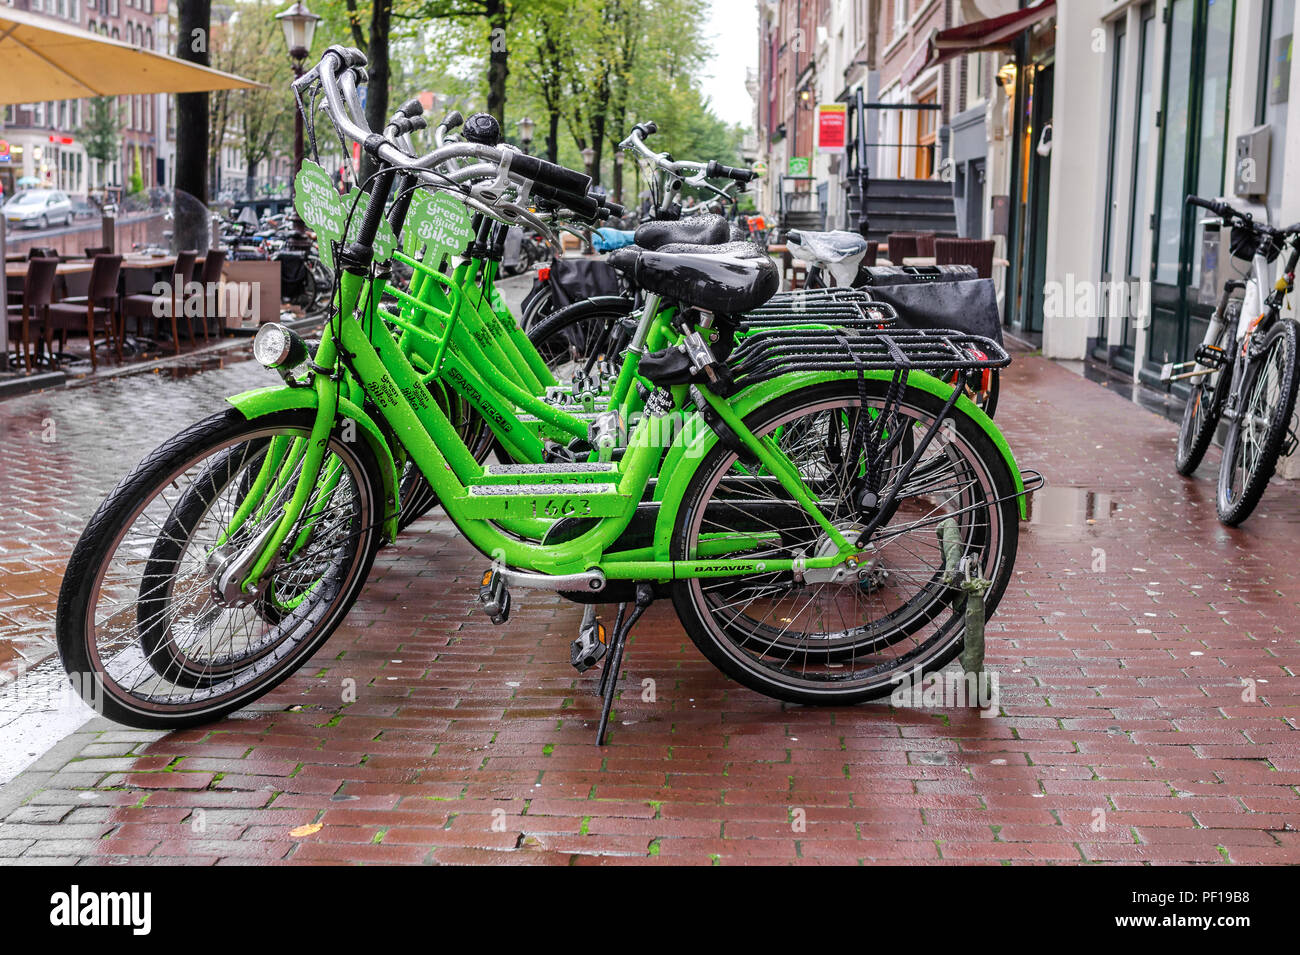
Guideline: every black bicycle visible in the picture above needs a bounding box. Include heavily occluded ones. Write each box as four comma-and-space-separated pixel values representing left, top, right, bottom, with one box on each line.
1166, 196, 1300, 525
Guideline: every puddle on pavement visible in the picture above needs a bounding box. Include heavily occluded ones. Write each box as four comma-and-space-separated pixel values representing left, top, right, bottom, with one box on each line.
0, 657, 98, 787
1025, 485, 1121, 529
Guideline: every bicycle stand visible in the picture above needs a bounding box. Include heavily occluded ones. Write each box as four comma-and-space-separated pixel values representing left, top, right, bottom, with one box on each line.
594, 583, 654, 746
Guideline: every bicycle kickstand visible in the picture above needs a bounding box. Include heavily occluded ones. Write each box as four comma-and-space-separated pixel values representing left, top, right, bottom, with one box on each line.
595, 583, 654, 746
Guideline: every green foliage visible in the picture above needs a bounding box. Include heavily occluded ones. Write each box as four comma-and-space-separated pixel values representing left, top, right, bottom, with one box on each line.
78, 97, 120, 166
129, 148, 144, 195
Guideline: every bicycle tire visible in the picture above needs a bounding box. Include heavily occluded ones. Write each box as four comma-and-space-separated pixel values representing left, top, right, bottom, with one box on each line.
1216, 320, 1300, 526
56, 408, 384, 729
1175, 321, 1234, 476
670, 377, 1019, 706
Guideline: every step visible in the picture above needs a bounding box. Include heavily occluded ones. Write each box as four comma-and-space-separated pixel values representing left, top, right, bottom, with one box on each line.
861, 196, 957, 216
476, 461, 619, 485
462, 482, 624, 520
867, 178, 953, 197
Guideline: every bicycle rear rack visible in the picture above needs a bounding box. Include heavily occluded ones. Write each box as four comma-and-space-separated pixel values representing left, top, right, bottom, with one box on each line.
725, 326, 1010, 391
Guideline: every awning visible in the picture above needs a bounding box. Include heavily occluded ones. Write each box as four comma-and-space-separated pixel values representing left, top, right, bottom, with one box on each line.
924, 0, 1057, 70
0, 7, 261, 105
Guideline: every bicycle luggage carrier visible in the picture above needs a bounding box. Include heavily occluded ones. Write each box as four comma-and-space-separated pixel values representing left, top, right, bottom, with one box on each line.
725, 326, 1010, 390
741, 289, 897, 330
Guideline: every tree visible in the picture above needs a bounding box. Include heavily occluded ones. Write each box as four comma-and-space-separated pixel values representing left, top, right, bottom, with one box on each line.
77, 97, 121, 189
129, 148, 145, 195
342, 0, 394, 183
211, 0, 294, 199
175, 0, 212, 250
413, 0, 512, 122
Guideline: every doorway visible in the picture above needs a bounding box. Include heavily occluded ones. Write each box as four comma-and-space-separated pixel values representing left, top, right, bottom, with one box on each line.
1146, 0, 1235, 384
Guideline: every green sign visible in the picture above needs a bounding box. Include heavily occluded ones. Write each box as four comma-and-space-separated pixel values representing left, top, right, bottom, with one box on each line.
292, 160, 399, 269
402, 189, 474, 264
787, 156, 811, 177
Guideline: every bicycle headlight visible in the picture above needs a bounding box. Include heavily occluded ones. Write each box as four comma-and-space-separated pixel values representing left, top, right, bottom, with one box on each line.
253, 322, 308, 370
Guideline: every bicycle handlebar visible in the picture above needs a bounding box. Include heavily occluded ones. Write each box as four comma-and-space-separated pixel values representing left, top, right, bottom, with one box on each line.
706, 159, 757, 183
1187, 194, 1300, 239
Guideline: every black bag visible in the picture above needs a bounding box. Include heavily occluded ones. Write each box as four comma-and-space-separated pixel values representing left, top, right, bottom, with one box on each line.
864, 277, 1003, 346
546, 257, 623, 308
855, 264, 979, 286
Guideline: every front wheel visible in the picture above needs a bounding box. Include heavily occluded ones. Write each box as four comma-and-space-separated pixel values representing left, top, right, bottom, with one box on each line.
56, 408, 384, 728
1216, 320, 1300, 526
671, 377, 1020, 705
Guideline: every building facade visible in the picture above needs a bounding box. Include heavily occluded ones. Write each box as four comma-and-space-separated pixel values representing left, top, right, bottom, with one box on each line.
755, 0, 1298, 433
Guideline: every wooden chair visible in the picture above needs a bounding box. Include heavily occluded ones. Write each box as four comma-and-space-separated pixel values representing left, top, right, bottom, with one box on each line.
5, 257, 59, 372
193, 250, 226, 339
915, 232, 937, 258
119, 250, 199, 355
83, 246, 111, 259
44, 254, 123, 371
934, 237, 996, 279
886, 232, 921, 264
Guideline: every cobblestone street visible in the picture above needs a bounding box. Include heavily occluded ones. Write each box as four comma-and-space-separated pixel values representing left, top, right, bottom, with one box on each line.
0, 343, 1297, 865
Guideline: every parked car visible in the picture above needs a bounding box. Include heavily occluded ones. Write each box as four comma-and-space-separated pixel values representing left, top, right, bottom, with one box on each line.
4, 190, 74, 229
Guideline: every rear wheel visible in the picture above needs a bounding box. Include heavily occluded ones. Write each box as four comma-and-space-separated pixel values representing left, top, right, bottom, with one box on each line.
670, 378, 1019, 705
56, 408, 383, 728
1176, 317, 1234, 476
1216, 320, 1300, 525
527, 296, 635, 386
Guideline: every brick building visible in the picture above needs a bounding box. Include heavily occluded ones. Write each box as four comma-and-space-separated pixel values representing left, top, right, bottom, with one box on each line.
0, 0, 168, 198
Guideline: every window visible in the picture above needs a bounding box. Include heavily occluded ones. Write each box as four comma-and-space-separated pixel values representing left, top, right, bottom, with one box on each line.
894, 0, 908, 38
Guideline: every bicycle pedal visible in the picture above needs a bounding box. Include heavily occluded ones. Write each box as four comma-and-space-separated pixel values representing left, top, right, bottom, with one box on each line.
1194, 343, 1228, 369
569, 620, 607, 673
477, 567, 512, 625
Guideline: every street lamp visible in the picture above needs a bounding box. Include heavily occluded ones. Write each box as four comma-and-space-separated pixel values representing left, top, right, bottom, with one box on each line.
276, 2, 320, 60
516, 116, 535, 155
581, 145, 596, 175
277, 1, 321, 232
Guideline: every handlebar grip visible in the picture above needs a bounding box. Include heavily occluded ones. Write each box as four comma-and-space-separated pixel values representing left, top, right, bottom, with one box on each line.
601, 200, 628, 218
532, 183, 601, 220
409, 116, 428, 132
706, 160, 757, 182
510, 154, 592, 196
397, 97, 423, 118
442, 110, 464, 130
1187, 194, 1231, 219
633, 120, 658, 139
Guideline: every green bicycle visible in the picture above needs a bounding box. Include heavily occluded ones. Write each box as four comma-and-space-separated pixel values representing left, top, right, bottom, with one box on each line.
56, 48, 1036, 743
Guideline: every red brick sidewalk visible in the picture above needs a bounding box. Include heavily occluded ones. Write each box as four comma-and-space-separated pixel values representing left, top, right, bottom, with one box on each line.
0, 349, 1297, 864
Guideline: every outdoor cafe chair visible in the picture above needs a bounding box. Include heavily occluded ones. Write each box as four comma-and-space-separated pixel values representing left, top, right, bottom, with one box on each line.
5, 256, 58, 373
119, 250, 198, 354
44, 254, 123, 371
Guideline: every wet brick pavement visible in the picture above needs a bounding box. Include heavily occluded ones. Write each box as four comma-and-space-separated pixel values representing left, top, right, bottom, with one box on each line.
0, 345, 1296, 865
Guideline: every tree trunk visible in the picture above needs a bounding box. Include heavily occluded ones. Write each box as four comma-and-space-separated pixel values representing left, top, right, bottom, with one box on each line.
176, 0, 211, 250
359, 0, 392, 185
546, 111, 560, 164
485, 0, 509, 123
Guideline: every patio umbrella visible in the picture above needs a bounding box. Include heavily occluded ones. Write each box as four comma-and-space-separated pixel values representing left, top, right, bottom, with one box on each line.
14, 176, 41, 187
0, 6, 262, 104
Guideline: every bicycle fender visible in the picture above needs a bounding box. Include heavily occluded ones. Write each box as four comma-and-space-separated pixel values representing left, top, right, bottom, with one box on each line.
650, 370, 1026, 561
226, 385, 401, 542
